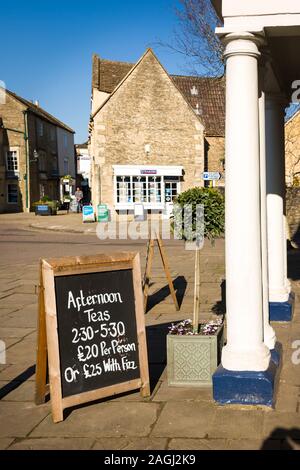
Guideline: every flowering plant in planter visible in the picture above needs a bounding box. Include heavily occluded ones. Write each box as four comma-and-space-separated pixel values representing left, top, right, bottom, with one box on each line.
167, 318, 224, 387
169, 318, 223, 336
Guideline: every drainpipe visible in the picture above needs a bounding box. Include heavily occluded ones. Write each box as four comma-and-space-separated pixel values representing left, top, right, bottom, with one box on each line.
23, 110, 30, 212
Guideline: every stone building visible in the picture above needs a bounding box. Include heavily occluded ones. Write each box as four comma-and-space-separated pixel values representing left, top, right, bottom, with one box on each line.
285, 108, 300, 186
89, 49, 225, 215
0, 88, 75, 213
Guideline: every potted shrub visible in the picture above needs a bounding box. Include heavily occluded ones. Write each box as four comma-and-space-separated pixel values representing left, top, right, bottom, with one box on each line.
167, 187, 225, 386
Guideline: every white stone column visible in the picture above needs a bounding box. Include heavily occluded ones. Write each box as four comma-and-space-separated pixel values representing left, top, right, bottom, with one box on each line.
258, 69, 276, 350
266, 94, 289, 303
222, 33, 270, 372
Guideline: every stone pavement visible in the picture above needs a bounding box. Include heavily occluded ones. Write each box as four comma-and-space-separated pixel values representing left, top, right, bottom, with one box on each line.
0, 211, 97, 234
0, 214, 300, 450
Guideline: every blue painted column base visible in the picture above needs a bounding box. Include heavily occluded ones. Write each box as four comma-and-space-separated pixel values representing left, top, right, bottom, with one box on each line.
213, 344, 282, 407
269, 292, 295, 322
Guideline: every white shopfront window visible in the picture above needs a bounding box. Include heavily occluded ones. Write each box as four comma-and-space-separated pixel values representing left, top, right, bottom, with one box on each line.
6, 148, 19, 177
113, 166, 183, 210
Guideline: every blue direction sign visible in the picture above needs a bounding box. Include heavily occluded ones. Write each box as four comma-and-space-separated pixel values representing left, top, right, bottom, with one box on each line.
202, 172, 221, 181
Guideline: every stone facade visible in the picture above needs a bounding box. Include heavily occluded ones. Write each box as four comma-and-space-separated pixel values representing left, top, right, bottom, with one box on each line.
90, 50, 206, 210
0, 89, 74, 212
0, 93, 27, 212
285, 110, 300, 186
205, 136, 225, 186
26, 112, 60, 207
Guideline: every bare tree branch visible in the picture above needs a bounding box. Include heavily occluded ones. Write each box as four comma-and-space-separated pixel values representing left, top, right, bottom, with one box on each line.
156, 0, 224, 77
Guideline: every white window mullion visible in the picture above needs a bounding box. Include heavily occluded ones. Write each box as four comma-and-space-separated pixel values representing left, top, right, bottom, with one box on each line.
162, 177, 165, 205
129, 176, 132, 204
146, 176, 149, 203
114, 175, 117, 205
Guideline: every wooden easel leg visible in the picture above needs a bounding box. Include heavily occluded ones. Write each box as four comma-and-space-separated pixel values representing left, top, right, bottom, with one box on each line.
35, 261, 48, 405
156, 234, 180, 311
52, 402, 64, 424
143, 238, 155, 312
140, 381, 151, 398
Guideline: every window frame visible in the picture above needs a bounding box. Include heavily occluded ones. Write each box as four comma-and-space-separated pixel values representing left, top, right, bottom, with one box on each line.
5, 147, 20, 177
114, 175, 181, 209
7, 183, 19, 204
164, 177, 181, 203
37, 119, 44, 137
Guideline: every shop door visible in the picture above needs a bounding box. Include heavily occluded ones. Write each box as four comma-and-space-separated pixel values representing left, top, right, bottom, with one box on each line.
164, 179, 180, 218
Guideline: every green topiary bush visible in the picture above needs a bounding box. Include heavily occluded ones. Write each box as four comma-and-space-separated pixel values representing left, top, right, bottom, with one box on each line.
173, 187, 225, 242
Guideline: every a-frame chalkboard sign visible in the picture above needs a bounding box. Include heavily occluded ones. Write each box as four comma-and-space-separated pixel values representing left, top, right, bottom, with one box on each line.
35, 252, 150, 423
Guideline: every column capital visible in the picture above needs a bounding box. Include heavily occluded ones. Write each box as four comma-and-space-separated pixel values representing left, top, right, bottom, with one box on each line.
223, 32, 265, 60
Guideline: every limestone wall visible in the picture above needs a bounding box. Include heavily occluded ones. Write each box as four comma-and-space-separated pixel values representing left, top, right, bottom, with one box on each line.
286, 187, 300, 240
91, 50, 205, 208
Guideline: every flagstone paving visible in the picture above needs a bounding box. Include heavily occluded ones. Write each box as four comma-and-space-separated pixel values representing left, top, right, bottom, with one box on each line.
0, 214, 299, 450
7, 438, 95, 450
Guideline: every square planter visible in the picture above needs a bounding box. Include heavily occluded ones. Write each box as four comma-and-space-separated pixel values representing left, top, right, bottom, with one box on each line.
167, 324, 224, 387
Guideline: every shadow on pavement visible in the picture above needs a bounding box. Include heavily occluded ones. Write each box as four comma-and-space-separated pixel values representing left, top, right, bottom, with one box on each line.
261, 428, 300, 450
146, 321, 178, 392
146, 276, 187, 312
212, 279, 226, 316
0, 365, 36, 399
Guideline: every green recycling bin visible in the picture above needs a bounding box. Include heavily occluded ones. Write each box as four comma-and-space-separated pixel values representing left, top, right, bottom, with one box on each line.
97, 204, 109, 222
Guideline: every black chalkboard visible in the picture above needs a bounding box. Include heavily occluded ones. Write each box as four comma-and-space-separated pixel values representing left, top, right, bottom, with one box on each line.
54, 269, 140, 398
37, 252, 150, 423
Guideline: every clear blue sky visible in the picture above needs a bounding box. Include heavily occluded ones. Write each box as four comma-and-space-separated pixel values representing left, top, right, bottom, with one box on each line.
1, 0, 188, 143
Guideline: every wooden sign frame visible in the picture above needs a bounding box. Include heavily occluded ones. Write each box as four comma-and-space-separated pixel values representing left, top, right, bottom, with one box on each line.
143, 232, 179, 313
35, 252, 150, 423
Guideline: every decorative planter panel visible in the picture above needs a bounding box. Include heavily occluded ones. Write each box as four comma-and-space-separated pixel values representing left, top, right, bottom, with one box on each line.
167, 325, 224, 387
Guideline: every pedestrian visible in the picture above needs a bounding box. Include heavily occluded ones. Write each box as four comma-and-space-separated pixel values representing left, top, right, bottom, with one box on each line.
75, 187, 83, 213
